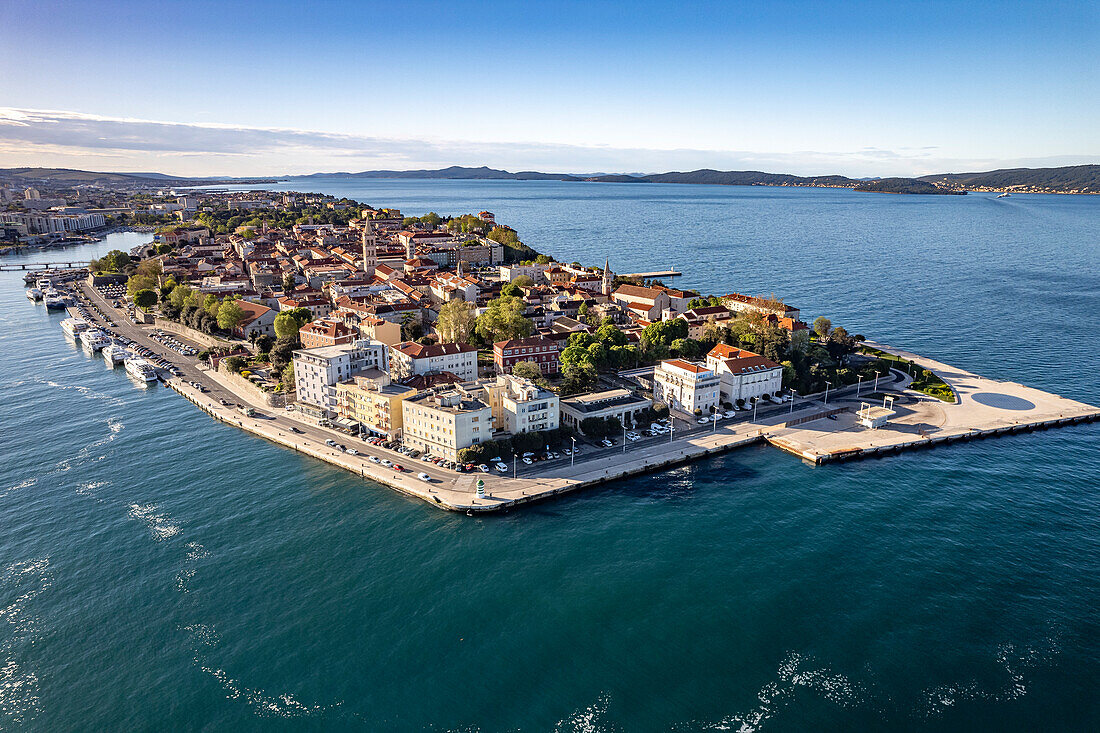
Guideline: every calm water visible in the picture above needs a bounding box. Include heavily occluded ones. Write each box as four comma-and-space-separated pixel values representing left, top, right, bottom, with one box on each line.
1, 185, 1098, 731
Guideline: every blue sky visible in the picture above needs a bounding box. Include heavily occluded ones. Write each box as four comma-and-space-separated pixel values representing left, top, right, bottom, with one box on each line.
1, 0, 1096, 176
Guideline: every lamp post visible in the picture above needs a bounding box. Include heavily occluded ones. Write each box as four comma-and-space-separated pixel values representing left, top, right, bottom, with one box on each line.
513, 452, 517, 479
622, 419, 627, 454
712, 409, 718, 432
856, 374, 863, 397
570, 436, 576, 467
752, 396, 759, 422
669, 420, 674, 444
789, 388, 797, 415
823, 380, 832, 407
874, 370, 881, 392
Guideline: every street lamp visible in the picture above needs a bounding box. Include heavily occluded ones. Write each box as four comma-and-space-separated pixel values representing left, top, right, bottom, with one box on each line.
856, 374, 863, 397
789, 388, 797, 415
712, 408, 718, 432
513, 452, 517, 479
570, 436, 576, 467
752, 396, 759, 422
873, 370, 881, 392
621, 418, 627, 453
823, 380, 832, 407
669, 420, 674, 444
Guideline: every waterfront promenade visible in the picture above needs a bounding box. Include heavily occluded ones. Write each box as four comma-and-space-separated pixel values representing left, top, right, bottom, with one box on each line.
71, 282, 1100, 513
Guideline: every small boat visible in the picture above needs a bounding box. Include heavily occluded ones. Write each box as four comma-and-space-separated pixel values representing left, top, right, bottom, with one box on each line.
43, 290, 67, 310
125, 357, 159, 382
996, 192, 1011, 198
80, 329, 111, 352
26, 287, 43, 301
102, 343, 130, 365
60, 318, 90, 339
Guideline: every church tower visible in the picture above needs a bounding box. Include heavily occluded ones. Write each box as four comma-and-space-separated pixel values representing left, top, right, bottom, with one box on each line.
361, 218, 377, 276
602, 258, 613, 296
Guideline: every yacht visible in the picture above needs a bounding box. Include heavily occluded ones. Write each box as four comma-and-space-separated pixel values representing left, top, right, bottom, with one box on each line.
102, 342, 130, 365
125, 357, 159, 382
80, 329, 111, 352
43, 290, 67, 310
996, 191, 1011, 198
37, 278, 54, 290
26, 287, 43, 301
60, 317, 90, 339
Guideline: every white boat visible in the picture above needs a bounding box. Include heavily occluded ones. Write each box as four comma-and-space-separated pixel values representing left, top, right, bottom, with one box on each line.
125, 357, 159, 382
60, 318, 90, 339
996, 192, 1011, 198
26, 287, 43, 301
43, 290, 67, 310
80, 329, 111, 352
37, 278, 54, 290
102, 343, 130, 365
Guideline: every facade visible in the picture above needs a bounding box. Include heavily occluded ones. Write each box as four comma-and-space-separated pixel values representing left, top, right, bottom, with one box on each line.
0, 212, 106, 235
677, 305, 734, 340
361, 222, 377, 275
478, 374, 560, 435
722, 292, 800, 320
292, 339, 389, 416
560, 389, 654, 433
704, 344, 784, 405
232, 300, 277, 338
357, 315, 402, 346
389, 341, 478, 383
402, 386, 493, 462
493, 336, 560, 375
653, 359, 721, 415
335, 375, 416, 439
611, 284, 671, 321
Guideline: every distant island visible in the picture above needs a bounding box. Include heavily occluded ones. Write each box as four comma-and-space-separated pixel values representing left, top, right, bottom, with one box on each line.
3, 163, 1098, 194
853, 178, 967, 195
292, 164, 1100, 195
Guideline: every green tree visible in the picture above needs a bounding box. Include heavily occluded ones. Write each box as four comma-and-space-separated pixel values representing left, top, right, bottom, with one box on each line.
535, 254, 552, 265
500, 281, 522, 298
475, 296, 532, 343
595, 323, 627, 346
216, 300, 247, 331
560, 360, 598, 395
222, 355, 246, 373
273, 312, 301, 340
133, 289, 157, 311
813, 316, 832, 338
436, 299, 476, 343
511, 361, 543, 381
203, 294, 220, 317
281, 362, 295, 387
270, 336, 298, 376
282, 272, 297, 292
256, 334, 275, 353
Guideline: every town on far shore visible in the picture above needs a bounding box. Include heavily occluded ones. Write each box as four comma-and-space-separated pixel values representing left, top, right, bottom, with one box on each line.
17, 183, 1097, 510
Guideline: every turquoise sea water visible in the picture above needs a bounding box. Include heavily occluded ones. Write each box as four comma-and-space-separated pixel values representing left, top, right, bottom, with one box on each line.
1, 184, 1098, 731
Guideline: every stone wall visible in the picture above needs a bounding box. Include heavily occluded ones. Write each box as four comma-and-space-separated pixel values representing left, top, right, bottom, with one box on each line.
153, 318, 235, 348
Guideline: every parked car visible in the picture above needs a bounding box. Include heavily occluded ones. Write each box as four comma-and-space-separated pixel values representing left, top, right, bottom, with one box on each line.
325, 439, 336, 446
290, 427, 304, 434
478, 464, 489, 473
496, 462, 508, 472
347, 449, 359, 456
368, 456, 380, 463
417, 472, 431, 482
393, 464, 404, 472
522, 457, 533, 465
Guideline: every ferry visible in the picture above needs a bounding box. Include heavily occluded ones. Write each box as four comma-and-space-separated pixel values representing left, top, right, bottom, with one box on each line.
60, 317, 90, 339
996, 192, 1011, 198
124, 357, 159, 382
80, 329, 111, 352
26, 287, 43, 301
102, 342, 129, 365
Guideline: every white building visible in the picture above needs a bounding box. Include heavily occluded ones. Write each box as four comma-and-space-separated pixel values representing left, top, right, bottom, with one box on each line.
499, 263, 547, 284
389, 341, 478, 383
402, 386, 493, 462
0, 212, 106, 235
653, 359, 721, 415
292, 339, 389, 416
479, 374, 559, 435
705, 344, 784, 406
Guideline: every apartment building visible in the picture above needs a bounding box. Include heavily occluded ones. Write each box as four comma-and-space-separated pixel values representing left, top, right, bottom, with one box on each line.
292, 339, 389, 417
493, 336, 560, 375
478, 374, 560, 435
390, 341, 478, 383
335, 374, 416, 440
402, 386, 493, 461
704, 344, 784, 405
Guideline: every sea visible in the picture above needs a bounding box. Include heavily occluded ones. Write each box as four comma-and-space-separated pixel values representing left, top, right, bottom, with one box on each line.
1, 181, 1098, 731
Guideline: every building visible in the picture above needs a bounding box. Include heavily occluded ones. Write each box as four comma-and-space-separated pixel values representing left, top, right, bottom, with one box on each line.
560, 389, 653, 433
611, 284, 671, 321
704, 344, 784, 406
402, 386, 493, 461
722, 293, 800, 320
677, 305, 735, 340
389, 341, 478, 383
335, 374, 416, 439
232, 300, 277, 339
0, 212, 106, 235
493, 336, 560, 375
299, 319, 355, 349
361, 220, 377, 275
356, 315, 402, 346
652, 359, 721, 415
478, 374, 560, 435
292, 339, 389, 417
499, 263, 547, 283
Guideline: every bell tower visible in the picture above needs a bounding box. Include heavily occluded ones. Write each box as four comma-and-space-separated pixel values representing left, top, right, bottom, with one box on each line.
602, 258, 613, 296
361, 218, 377, 276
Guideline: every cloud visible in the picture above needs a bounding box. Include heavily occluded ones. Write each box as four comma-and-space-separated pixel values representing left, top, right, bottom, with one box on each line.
0, 107, 1094, 178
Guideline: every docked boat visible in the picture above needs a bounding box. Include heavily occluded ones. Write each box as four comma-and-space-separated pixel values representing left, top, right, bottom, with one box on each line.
60, 317, 90, 339
125, 357, 159, 382
102, 342, 129, 365
26, 287, 43, 301
43, 290, 67, 310
80, 329, 111, 352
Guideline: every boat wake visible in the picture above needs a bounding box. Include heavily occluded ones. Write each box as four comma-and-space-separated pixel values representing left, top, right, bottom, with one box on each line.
127, 503, 182, 541
554, 692, 619, 733
0, 558, 51, 726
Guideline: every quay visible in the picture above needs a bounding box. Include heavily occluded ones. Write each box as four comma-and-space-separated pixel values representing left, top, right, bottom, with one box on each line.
620, 269, 682, 279
65, 282, 1100, 514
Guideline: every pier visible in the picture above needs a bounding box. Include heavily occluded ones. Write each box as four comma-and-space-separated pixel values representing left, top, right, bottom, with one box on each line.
620, 269, 682, 279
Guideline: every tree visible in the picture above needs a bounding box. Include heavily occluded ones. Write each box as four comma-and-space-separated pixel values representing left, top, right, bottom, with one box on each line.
256, 334, 275, 353
273, 312, 302, 340
216, 300, 247, 331
270, 336, 298, 376
203, 294, 220, 317
475, 296, 532, 343
511, 274, 533, 288
282, 272, 297, 292
511, 361, 543, 381
670, 338, 700, 358
500, 281, 522, 298
133, 289, 157, 311
560, 360, 597, 395
281, 362, 295, 387
813, 316, 832, 338
222, 356, 246, 373
535, 254, 552, 265
169, 284, 192, 309
437, 299, 475, 343
595, 323, 627, 347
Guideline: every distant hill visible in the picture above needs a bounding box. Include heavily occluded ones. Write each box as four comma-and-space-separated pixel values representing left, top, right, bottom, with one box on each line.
301, 166, 583, 182
854, 178, 966, 195
918, 165, 1100, 193
0, 167, 275, 186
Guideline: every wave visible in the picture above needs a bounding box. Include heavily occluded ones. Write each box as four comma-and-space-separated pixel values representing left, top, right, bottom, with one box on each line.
554, 692, 619, 733
127, 503, 182, 541
201, 666, 334, 719
0, 558, 51, 726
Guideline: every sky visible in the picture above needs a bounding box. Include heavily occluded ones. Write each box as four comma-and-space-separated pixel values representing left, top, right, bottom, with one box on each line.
0, 0, 1097, 178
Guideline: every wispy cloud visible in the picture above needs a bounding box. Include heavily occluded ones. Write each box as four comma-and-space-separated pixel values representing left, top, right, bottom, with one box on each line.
0, 108, 1093, 178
